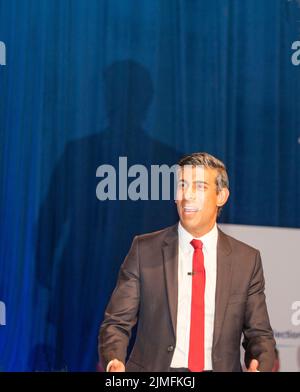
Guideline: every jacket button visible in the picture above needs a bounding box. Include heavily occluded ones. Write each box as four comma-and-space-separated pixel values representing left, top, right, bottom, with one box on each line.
167, 345, 174, 352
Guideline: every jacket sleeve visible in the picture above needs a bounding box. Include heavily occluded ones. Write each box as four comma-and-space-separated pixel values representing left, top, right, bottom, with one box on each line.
242, 251, 276, 371
98, 236, 140, 370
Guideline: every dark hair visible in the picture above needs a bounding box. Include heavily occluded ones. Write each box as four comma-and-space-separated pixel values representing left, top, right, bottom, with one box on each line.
178, 152, 229, 215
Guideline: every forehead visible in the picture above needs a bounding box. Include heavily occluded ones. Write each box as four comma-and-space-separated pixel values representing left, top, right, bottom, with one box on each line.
178, 166, 217, 182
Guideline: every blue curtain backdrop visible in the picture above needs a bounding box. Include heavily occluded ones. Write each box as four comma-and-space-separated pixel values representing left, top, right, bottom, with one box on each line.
0, 0, 299, 371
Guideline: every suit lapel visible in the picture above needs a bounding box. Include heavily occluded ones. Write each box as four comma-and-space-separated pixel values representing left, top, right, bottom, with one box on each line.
162, 224, 179, 338
212, 229, 233, 350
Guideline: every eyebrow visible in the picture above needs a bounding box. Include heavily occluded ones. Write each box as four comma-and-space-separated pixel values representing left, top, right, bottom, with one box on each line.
194, 180, 209, 185
178, 179, 209, 185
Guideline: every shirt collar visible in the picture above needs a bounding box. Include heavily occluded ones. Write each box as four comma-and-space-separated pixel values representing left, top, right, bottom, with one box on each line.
178, 221, 218, 254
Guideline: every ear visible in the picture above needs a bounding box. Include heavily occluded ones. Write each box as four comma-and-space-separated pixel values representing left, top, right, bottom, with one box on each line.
217, 188, 230, 207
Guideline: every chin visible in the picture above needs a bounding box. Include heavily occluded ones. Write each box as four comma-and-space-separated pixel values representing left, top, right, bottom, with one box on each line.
182, 221, 198, 232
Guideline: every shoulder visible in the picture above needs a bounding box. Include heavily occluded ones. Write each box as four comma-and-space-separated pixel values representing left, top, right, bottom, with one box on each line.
218, 228, 260, 258
134, 224, 178, 246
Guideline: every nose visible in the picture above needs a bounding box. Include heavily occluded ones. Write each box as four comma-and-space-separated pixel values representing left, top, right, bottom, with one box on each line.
184, 185, 196, 200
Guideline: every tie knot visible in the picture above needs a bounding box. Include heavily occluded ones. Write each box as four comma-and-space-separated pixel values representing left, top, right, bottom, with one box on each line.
190, 239, 203, 250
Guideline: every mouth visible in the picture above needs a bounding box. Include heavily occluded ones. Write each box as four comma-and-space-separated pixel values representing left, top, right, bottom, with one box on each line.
183, 206, 199, 214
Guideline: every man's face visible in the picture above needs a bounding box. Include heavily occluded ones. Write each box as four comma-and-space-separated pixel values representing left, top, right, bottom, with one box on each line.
176, 166, 229, 237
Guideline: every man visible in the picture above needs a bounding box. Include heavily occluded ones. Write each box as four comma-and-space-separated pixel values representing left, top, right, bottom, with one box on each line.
99, 152, 276, 372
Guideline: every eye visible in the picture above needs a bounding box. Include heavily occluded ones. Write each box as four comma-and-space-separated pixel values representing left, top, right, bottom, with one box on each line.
178, 181, 186, 189
196, 183, 205, 190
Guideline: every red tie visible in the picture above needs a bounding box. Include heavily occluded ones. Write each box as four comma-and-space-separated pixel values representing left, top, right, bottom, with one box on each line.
188, 239, 205, 372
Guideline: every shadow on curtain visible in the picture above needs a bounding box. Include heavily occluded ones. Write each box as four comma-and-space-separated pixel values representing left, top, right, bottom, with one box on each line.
31, 60, 183, 371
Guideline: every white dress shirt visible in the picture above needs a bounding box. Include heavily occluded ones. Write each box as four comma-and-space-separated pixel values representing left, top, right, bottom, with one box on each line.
170, 222, 218, 370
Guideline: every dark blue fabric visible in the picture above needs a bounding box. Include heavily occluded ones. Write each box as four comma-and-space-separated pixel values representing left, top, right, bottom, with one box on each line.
0, 0, 299, 371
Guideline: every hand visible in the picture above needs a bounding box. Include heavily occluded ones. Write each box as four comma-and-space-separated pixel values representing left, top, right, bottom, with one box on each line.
247, 359, 260, 372
108, 359, 125, 372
